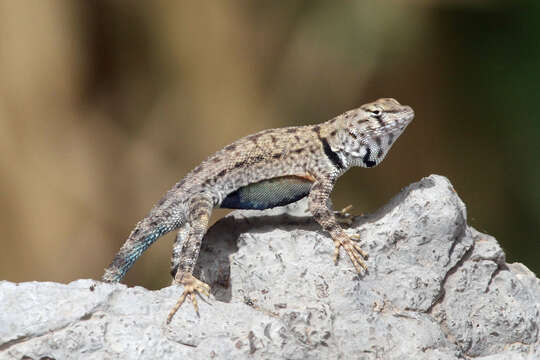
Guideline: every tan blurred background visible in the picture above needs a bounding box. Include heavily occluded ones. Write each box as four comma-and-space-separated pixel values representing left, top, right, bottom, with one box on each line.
1, 1, 538, 289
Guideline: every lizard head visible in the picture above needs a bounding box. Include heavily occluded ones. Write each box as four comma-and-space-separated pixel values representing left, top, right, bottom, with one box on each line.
340, 98, 414, 168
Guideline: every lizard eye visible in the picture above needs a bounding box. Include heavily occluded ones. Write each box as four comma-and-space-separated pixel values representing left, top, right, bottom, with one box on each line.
371, 109, 381, 117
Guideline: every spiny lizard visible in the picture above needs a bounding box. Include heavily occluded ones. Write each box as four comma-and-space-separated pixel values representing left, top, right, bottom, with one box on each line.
102, 98, 414, 323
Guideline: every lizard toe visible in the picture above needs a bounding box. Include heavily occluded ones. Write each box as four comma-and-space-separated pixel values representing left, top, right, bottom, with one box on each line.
334, 205, 356, 226
167, 273, 211, 324
333, 235, 368, 273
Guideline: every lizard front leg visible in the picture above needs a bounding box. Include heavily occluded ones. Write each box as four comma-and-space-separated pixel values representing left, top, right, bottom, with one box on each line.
167, 194, 213, 323
308, 177, 368, 273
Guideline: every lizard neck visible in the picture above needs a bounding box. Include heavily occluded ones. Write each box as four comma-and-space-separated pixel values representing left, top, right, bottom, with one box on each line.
321, 114, 407, 170
318, 118, 353, 174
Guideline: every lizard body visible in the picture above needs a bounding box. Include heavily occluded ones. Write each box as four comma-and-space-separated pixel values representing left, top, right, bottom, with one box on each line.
102, 98, 414, 323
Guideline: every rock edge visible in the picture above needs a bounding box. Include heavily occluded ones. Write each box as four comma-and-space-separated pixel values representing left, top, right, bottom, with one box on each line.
0, 175, 538, 360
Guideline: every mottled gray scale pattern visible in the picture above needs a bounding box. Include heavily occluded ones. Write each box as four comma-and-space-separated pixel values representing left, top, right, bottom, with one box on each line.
175, 124, 325, 206
102, 98, 414, 324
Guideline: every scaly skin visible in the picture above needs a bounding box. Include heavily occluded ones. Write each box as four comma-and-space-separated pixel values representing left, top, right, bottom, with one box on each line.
102, 98, 414, 323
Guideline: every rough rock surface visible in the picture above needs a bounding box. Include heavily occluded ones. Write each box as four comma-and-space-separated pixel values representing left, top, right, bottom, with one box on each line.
0, 175, 538, 360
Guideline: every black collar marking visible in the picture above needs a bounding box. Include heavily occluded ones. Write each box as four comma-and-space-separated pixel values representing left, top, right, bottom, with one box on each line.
320, 137, 345, 170
363, 147, 376, 168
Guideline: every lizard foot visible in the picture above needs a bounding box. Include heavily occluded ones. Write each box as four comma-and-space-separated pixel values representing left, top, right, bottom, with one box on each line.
333, 234, 368, 274
334, 205, 359, 226
166, 273, 211, 324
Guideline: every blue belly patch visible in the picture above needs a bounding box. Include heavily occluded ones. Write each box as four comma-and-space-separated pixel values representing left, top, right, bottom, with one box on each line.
220, 175, 313, 210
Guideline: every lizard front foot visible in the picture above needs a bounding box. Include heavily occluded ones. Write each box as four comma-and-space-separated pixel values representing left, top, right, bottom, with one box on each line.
167, 273, 211, 323
333, 234, 368, 273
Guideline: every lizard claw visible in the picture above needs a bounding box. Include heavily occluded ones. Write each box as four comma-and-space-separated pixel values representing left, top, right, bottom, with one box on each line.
349, 234, 369, 259
167, 273, 211, 324
333, 234, 368, 273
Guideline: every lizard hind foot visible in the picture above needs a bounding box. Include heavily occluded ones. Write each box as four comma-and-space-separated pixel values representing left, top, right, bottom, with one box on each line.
334, 205, 358, 226
166, 273, 211, 324
333, 234, 369, 274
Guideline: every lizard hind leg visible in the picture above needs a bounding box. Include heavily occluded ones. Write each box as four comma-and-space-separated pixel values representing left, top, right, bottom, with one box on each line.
170, 222, 191, 278
167, 193, 213, 323
334, 204, 357, 226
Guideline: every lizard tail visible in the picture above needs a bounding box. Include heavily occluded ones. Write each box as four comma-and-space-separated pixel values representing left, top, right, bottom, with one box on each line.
102, 197, 186, 282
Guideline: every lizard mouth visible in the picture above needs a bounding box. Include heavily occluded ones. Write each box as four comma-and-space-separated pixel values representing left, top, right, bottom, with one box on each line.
403, 107, 415, 124
382, 114, 413, 135
358, 109, 413, 144
396, 106, 414, 125
387, 107, 414, 133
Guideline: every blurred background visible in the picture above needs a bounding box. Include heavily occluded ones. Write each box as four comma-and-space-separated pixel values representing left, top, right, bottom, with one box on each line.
1, 1, 538, 289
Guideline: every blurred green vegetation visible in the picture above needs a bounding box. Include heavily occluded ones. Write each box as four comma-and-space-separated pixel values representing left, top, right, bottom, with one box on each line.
0, 1, 538, 289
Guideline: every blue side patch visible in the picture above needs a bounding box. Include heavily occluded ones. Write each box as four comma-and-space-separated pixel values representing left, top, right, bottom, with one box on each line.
221, 175, 313, 210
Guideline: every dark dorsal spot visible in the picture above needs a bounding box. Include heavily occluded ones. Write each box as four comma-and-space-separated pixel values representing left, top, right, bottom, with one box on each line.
321, 137, 345, 170
212, 157, 221, 163
294, 135, 300, 142
286, 128, 297, 133
272, 153, 281, 159
363, 147, 376, 168
357, 119, 368, 124
233, 161, 245, 169
170, 265, 178, 278
191, 198, 211, 210
330, 130, 337, 137
248, 134, 261, 143
326, 223, 338, 232
294, 148, 303, 153
193, 166, 203, 174
217, 169, 227, 177
312, 125, 321, 136
252, 155, 264, 163
225, 144, 236, 151
271, 135, 277, 144
387, 133, 395, 146
193, 210, 207, 219
175, 179, 185, 189
191, 203, 206, 213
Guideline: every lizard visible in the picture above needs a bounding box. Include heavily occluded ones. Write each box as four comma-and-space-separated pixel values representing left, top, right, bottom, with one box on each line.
102, 98, 414, 323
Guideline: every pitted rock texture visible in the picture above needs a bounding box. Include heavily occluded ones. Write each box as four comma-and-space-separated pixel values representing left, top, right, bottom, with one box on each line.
1, 175, 538, 359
